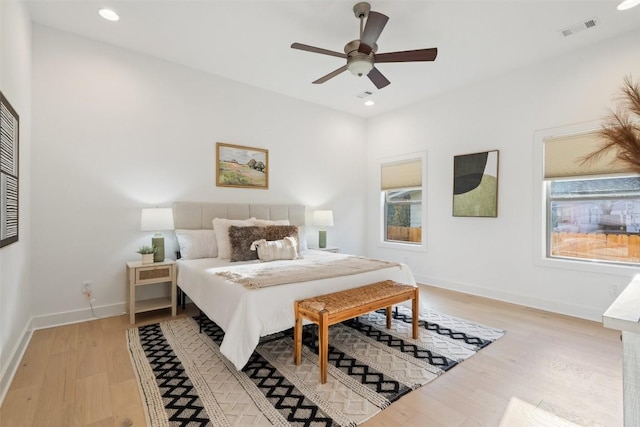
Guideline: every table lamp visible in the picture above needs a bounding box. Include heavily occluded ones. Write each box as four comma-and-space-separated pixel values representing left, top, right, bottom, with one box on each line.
141, 208, 174, 262
313, 210, 334, 249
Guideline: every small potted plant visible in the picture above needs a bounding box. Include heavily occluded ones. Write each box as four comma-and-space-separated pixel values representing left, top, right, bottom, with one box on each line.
137, 245, 157, 264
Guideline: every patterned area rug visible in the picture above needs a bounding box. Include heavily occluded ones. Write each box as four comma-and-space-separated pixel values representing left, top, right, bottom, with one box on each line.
127, 307, 504, 426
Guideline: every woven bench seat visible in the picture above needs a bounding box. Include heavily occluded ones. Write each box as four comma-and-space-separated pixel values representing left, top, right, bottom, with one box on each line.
294, 280, 419, 383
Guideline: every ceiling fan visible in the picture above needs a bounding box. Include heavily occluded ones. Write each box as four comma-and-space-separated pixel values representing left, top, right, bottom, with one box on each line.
291, 2, 438, 89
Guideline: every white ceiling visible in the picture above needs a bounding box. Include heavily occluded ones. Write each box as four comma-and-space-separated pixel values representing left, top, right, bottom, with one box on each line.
25, 0, 640, 118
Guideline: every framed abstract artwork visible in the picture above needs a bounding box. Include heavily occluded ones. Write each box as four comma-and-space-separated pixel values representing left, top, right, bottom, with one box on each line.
0, 91, 19, 247
452, 150, 499, 217
216, 142, 269, 189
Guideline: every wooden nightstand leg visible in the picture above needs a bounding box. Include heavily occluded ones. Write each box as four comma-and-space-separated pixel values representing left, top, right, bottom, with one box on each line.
319, 310, 329, 384
171, 266, 177, 317
129, 283, 135, 325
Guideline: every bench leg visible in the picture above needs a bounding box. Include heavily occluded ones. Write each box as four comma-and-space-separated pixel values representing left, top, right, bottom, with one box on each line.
412, 288, 419, 339
294, 301, 302, 365
386, 306, 392, 329
319, 310, 329, 384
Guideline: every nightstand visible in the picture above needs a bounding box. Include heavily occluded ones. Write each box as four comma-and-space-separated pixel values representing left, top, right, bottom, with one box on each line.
312, 247, 339, 253
126, 259, 176, 324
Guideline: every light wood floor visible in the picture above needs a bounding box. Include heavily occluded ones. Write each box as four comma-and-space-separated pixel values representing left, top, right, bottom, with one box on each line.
0, 285, 622, 427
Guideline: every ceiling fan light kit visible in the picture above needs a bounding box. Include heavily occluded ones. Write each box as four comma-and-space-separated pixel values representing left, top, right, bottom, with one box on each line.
291, 2, 438, 90
347, 55, 373, 76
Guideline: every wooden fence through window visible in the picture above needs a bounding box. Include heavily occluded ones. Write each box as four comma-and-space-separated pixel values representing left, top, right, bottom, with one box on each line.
387, 226, 422, 243
551, 232, 640, 263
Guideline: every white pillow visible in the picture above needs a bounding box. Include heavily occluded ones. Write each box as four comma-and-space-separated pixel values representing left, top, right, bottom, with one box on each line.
253, 219, 291, 226
175, 229, 217, 260
213, 217, 256, 259
297, 226, 309, 252
250, 237, 299, 262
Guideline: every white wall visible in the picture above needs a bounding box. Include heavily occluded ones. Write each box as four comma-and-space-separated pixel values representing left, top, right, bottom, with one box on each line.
30, 25, 366, 326
22, 8, 640, 347
365, 28, 640, 321
0, 0, 32, 401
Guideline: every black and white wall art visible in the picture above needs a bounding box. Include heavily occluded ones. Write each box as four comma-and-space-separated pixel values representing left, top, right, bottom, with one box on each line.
453, 150, 499, 217
0, 91, 19, 247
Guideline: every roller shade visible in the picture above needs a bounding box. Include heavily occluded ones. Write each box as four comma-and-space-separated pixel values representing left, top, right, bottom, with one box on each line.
544, 131, 633, 178
381, 158, 422, 190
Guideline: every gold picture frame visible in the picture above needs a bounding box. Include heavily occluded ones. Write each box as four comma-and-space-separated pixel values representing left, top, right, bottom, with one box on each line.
216, 142, 269, 189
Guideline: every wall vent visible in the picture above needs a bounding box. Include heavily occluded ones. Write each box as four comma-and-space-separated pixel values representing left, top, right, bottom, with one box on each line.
559, 17, 599, 37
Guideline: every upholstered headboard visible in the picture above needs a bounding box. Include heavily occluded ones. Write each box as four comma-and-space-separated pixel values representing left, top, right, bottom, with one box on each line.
172, 202, 306, 229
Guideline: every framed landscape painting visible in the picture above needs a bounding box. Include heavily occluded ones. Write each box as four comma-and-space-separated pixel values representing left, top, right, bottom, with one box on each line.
216, 142, 269, 189
452, 150, 499, 217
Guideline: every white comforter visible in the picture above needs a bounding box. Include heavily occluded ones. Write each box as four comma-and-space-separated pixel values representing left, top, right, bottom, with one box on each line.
177, 250, 417, 370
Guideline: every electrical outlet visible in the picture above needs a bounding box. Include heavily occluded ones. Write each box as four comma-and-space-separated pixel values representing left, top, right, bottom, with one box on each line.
609, 284, 619, 298
82, 280, 92, 294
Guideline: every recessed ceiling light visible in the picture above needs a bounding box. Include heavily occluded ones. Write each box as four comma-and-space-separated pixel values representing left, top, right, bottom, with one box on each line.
99, 8, 119, 21
617, 0, 640, 10
364, 100, 375, 106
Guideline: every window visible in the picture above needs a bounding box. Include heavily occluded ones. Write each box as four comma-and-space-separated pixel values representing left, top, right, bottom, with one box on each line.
544, 131, 640, 266
385, 188, 422, 243
380, 155, 424, 246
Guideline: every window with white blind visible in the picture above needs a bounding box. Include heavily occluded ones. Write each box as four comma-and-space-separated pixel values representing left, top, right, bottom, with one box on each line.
544, 131, 640, 266
380, 153, 426, 248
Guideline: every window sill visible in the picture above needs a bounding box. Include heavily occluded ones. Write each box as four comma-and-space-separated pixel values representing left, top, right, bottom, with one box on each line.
535, 255, 639, 277
378, 241, 426, 252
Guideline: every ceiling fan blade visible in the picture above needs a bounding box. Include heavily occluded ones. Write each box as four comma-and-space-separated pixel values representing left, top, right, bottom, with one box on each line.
313, 65, 348, 84
291, 42, 347, 59
375, 48, 438, 63
358, 11, 389, 55
367, 67, 390, 89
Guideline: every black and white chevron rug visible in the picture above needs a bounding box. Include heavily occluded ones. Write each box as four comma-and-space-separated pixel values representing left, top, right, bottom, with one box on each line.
127, 307, 504, 426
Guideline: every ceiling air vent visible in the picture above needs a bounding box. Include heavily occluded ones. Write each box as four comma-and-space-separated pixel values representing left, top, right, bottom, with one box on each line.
559, 17, 599, 37
356, 90, 374, 99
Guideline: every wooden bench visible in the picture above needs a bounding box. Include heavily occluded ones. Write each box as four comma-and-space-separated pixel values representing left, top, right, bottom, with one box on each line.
294, 280, 419, 383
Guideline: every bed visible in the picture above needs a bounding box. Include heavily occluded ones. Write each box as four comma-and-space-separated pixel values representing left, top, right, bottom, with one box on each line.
173, 201, 417, 370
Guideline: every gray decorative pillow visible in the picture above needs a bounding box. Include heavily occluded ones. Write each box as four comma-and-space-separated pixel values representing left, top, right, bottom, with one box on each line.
229, 226, 264, 262
264, 225, 299, 242
228, 225, 300, 262
213, 217, 256, 259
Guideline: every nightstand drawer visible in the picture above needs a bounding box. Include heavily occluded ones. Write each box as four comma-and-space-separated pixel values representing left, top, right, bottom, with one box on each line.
136, 265, 172, 284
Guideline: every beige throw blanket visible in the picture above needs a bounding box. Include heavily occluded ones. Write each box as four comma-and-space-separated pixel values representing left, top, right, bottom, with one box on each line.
216, 256, 401, 289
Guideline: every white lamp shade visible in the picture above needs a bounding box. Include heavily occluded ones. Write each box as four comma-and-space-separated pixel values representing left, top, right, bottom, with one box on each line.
313, 210, 334, 227
141, 208, 174, 231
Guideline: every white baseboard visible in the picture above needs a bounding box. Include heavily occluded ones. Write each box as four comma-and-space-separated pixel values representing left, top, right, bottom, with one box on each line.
0, 322, 33, 406
1, 302, 127, 405
30, 302, 127, 330
414, 274, 604, 322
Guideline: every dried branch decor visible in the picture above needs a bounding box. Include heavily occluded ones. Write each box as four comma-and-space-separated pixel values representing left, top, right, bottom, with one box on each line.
582, 76, 640, 173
